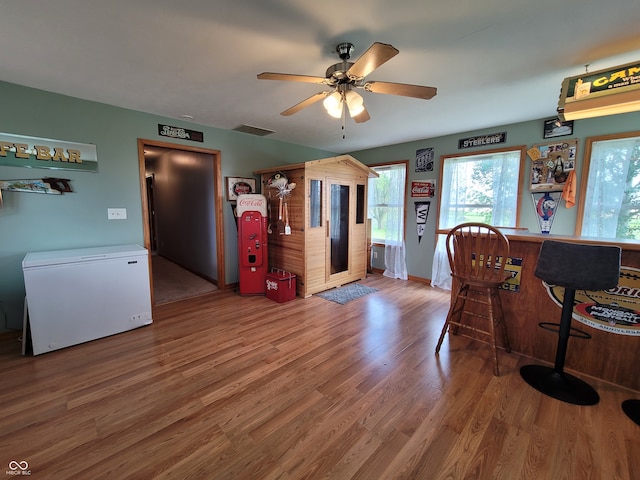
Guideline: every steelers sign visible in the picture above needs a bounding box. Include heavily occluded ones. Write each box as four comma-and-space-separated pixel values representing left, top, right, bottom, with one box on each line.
543, 265, 640, 336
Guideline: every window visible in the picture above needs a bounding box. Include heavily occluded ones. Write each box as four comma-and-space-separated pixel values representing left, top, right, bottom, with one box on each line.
309, 179, 322, 228
438, 146, 525, 229
578, 131, 640, 240
432, 146, 524, 289
367, 162, 407, 245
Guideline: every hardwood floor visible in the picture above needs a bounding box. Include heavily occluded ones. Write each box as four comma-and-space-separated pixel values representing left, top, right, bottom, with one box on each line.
1, 274, 638, 479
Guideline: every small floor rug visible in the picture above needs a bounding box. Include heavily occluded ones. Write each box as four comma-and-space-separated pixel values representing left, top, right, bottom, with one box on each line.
316, 283, 378, 305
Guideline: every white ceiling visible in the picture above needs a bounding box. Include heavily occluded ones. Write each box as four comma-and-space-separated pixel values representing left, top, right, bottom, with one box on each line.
1, 0, 640, 154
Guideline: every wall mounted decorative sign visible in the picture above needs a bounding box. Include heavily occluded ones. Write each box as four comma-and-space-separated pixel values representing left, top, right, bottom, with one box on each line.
501, 257, 523, 293
411, 180, 435, 198
226, 177, 257, 201
0, 132, 97, 172
415, 147, 434, 172
458, 132, 507, 149
543, 117, 574, 139
471, 254, 522, 292
158, 124, 204, 142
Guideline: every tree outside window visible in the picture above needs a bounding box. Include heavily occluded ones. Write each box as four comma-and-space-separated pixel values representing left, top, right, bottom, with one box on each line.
579, 132, 640, 240
432, 146, 524, 289
438, 147, 525, 229
368, 162, 406, 245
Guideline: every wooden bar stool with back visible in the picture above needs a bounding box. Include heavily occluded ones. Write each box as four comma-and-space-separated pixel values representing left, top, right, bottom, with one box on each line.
435, 223, 512, 376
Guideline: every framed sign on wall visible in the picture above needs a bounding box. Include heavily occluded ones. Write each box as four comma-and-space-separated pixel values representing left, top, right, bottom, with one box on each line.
543, 118, 574, 139
226, 177, 257, 201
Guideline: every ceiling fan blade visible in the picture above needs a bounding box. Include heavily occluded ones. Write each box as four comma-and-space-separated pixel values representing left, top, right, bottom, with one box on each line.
347, 42, 399, 80
364, 81, 437, 100
258, 72, 330, 84
281, 91, 329, 116
353, 107, 370, 123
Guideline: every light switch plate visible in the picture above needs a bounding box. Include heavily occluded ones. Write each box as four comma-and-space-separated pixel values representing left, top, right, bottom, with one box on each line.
107, 208, 127, 220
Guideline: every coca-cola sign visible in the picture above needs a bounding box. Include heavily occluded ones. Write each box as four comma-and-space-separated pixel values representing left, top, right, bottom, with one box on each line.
237, 196, 264, 208
235, 193, 267, 217
411, 181, 435, 198
233, 182, 253, 196
226, 177, 257, 201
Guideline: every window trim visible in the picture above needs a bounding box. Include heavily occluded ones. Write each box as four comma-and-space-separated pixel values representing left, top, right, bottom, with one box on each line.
575, 130, 640, 237
436, 145, 527, 232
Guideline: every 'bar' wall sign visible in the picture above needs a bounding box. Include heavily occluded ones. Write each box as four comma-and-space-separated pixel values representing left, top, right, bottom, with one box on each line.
0, 132, 98, 172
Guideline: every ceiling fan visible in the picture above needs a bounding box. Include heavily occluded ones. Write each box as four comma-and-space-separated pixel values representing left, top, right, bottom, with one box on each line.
257, 42, 437, 123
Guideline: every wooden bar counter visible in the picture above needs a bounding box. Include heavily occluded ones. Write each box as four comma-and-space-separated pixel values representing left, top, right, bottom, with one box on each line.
493, 231, 640, 391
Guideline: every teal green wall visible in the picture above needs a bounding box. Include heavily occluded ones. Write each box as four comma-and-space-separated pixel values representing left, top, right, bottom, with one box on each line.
0, 81, 332, 331
2, 79, 639, 331
351, 111, 640, 281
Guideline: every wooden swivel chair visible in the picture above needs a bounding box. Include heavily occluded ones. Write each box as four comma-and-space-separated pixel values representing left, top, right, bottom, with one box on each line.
520, 240, 621, 405
435, 223, 512, 376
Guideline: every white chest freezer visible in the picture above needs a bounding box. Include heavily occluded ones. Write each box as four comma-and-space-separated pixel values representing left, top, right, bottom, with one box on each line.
22, 244, 153, 355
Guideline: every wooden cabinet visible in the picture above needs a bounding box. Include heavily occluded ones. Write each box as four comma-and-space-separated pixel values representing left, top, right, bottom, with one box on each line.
256, 155, 377, 297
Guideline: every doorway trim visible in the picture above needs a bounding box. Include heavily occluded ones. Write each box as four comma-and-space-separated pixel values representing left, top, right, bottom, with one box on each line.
137, 138, 226, 300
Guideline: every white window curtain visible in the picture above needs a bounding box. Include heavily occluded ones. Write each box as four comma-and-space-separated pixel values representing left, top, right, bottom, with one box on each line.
432, 150, 521, 289
581, 136, 640, 239
369, 164, 408, 280
431, 234, 452, 289
439, 152, 520, 228
384, 240, 408, 280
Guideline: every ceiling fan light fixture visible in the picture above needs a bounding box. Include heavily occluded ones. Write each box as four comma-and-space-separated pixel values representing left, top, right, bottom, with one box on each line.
323, 91, 343, 118
259, 42, 436, 124
345, 90, 364, 117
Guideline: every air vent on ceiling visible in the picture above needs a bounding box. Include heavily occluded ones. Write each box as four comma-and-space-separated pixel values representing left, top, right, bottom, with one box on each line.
232, 124, 275, 136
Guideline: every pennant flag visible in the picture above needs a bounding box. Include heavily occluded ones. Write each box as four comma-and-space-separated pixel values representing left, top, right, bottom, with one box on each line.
414, 201, 430, 243
532, 191, 561, 234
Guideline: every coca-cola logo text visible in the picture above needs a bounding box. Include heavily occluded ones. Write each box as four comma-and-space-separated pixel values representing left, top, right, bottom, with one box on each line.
238, 198, 264, 207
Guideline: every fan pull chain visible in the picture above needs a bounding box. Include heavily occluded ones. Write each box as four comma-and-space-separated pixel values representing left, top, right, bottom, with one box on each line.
341, 93, 347, 139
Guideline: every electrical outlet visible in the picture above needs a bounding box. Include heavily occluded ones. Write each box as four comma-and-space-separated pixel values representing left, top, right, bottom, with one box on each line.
373, 251, 378, 259
107, 208, 127, 220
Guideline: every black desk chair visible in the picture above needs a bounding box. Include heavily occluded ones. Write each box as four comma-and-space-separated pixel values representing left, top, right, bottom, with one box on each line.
520, 240, 621, 406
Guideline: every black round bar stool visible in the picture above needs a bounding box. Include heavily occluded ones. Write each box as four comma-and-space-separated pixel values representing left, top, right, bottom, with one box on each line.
520, 240, 621, 406
622, 399, 640, 426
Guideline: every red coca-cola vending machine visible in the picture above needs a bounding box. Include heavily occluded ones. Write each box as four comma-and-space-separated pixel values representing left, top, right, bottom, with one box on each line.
236, 194, 268, 295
